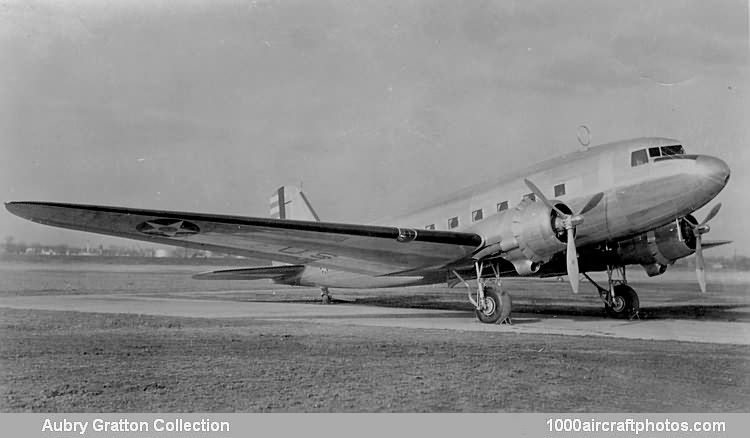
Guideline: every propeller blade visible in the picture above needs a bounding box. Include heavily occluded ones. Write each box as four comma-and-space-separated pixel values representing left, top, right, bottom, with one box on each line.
566, 228, 579, 294
698, 203, 722, 227
523, 178, 567, 217
579, 192, 604, 215
524, 177, 586, 295
695, 235, 706, 293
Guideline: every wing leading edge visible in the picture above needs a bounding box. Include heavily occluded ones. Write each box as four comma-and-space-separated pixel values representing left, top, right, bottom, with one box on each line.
5, 202, 483, 276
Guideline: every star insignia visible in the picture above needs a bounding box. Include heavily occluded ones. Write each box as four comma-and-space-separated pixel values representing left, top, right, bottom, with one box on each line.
136, 219, 200, 237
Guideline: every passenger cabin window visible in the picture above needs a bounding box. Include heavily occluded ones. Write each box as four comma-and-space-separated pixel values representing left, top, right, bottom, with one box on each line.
523, 193, 536, 202
497, 201, 508, 212
471, 209, 483, 222
425, 224, 435, 230
631, 149, 648, 167
448, 216, 459, 229
554, 183, 566, 197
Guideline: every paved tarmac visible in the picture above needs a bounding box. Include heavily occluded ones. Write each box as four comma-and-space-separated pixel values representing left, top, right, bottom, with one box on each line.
1, 293, 748, 345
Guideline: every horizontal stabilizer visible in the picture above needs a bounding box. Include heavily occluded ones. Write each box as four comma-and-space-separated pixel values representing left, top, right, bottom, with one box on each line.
193, 265, 305, 280
702, 239, 732, 249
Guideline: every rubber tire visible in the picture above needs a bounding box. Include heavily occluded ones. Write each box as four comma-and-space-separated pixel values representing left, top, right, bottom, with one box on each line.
604, 284, 640, 319
475, 286, 510, 324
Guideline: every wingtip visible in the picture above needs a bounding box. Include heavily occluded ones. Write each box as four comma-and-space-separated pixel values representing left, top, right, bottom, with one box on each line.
5, 202, 23, 219
5, 201, 42, 220
5, 201, 19, 213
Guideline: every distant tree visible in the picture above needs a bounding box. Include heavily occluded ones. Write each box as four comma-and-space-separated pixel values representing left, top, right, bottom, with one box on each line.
2, 236, 27, 254
2, 236, 13, 253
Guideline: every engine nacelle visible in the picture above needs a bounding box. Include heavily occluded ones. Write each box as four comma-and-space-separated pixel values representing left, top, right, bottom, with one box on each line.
472, 198, 568, 274
616, 216, 696, 276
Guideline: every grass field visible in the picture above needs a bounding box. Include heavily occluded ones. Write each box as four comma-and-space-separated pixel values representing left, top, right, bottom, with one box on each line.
1, 308, 748, 412
0, 261, 748, 412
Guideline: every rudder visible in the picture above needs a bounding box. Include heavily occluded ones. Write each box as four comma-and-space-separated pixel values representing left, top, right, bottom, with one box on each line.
269, 186, 320, 222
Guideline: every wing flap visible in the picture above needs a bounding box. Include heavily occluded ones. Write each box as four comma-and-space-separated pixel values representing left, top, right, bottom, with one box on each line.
6, 202, 482, 276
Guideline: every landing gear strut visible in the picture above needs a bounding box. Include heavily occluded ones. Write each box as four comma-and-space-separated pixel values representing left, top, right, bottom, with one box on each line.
582, 265, 639, 320
453, 261, 512, 324
320, 287, 331, 304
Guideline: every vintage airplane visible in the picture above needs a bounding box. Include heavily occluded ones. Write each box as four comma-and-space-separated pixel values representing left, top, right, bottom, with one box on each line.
6, 137, 730, 323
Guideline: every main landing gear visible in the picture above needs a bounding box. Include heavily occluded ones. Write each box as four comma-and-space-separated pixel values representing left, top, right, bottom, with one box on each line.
454, 261, 512, 324
320, 287, 332, 304
582, 265, 640, 320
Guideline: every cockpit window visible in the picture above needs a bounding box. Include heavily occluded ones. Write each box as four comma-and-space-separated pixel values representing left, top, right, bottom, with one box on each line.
633, 144, 686, 167
661, 145, 685, 156
631, 149, 648, 167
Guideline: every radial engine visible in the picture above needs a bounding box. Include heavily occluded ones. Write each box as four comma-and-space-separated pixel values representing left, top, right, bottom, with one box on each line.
615, 216, 699, 276
471, 198, 572, 275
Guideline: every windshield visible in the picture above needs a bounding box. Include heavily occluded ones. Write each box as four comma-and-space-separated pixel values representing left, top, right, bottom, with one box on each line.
661, 145, 685, 156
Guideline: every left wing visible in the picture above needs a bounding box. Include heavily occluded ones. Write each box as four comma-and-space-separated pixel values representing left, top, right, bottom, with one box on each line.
5, 202, 482, 276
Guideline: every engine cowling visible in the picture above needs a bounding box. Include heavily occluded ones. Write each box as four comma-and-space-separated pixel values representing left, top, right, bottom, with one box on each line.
616, 216, 697, 276
472, 198, 569, 274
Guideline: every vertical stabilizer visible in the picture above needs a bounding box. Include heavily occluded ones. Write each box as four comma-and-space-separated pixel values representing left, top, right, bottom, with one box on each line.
269, 186, 320, 222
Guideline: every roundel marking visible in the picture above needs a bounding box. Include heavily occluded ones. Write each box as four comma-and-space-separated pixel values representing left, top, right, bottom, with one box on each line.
136, 218, 200, 237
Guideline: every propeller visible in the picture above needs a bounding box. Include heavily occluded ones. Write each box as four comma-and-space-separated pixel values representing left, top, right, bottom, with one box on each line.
692, 203, 721, 293
524, 179, 602, 294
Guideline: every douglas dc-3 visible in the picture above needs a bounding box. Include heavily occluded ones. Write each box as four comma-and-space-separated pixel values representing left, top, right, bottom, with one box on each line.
6, 137, 731, 323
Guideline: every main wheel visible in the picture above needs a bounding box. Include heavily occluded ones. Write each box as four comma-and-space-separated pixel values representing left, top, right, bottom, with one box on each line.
320, 287, 331, 304
604, 284, 640, 319
475, 285, 511, 324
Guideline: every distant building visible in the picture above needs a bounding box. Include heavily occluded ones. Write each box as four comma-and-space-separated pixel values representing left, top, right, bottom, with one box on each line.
154, 249, 169, 258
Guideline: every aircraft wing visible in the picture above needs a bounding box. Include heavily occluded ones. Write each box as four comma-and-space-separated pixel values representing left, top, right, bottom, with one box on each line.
5, 202, 482, 276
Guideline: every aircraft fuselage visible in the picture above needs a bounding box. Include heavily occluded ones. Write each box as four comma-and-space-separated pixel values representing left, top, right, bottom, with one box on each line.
293, 137, 730, 288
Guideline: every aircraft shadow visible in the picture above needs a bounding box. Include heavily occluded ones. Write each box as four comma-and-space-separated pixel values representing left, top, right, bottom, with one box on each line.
228, 296, 748, 322
346, 297, 750, 322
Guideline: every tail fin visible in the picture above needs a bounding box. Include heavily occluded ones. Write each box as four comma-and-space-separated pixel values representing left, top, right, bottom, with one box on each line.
269, 186, 320, 222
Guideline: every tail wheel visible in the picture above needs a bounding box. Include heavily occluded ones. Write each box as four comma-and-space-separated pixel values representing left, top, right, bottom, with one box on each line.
605, 284, 640, 319
475, 285, 512, 324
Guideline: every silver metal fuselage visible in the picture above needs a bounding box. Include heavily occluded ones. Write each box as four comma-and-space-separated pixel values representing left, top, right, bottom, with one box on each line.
295, 137, 730, 288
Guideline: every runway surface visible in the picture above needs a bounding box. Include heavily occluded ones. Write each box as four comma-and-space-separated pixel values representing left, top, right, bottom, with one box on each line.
1, 292, 748, 345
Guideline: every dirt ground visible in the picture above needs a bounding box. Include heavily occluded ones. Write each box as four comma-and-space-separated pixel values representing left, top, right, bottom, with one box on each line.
0, 261, 748, 412
0, 308, 747, 412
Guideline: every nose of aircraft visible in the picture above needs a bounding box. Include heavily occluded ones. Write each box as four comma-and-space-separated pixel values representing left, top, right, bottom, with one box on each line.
695, 155, 731, 188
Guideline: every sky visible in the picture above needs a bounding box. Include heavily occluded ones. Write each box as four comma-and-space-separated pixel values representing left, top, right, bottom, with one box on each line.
1, 0, 748, 256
